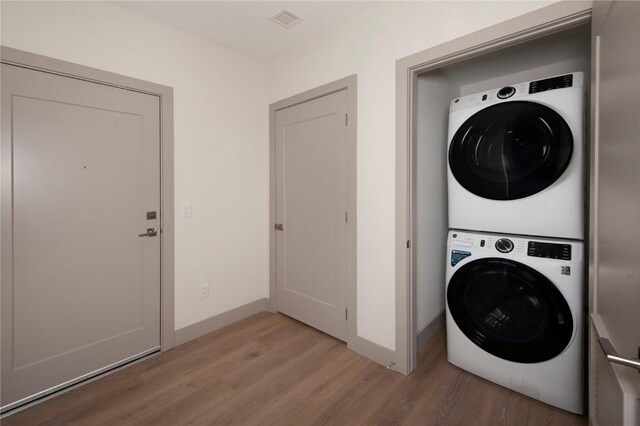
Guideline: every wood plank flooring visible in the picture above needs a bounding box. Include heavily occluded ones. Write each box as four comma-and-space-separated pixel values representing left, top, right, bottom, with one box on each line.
3, 312, 586, 425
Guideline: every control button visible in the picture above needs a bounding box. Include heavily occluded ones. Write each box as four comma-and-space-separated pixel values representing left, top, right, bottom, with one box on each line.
495, 238, 514, 253
497, 86, 516, 99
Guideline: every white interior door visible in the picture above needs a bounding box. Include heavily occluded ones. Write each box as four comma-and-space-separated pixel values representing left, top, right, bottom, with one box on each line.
1, 63, 161, 411
275, 90, 348, 341
590, 1, 640, 424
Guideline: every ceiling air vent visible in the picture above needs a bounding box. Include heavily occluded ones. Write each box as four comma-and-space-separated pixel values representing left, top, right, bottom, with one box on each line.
270, 9, 303, 29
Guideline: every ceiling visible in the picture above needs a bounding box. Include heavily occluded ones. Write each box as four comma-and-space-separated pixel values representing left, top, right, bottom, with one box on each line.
115, 1, 375, 61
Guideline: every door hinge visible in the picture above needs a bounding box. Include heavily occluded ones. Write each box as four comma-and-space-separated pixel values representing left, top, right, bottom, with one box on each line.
407, 240, 411, 249
345, 211, 348, 223
274, 223, 283, 231
345, 113, 348, 126
345, 309, 348, 320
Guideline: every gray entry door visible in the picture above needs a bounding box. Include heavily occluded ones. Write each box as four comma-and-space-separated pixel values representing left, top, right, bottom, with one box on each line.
1, 64, 161, 411
590, 1, 640, 424
275, 90, 348, 341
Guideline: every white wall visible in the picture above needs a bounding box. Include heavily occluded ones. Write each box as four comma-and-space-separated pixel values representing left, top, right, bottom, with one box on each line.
266, 1, 555, 349
1, 0, 562, 351
0, 1, 269, 331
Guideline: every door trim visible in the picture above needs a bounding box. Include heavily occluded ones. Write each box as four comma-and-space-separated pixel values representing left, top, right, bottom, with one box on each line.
0, 46, 175, 352
268, 75, 359, 348
394, 2, 592, 375
1, 346, 160, 414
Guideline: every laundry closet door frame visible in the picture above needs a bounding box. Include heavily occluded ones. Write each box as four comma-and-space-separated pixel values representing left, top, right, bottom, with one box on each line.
0, 46, 176, 351
394, 1, 592, 376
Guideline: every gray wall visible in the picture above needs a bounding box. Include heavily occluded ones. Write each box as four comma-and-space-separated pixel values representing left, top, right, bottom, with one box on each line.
445, 24, 591, 95
414, 71, 457, 333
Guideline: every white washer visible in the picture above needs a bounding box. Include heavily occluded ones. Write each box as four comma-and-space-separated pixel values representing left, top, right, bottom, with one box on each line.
445, 230, 584, 414
447, 72, 585, 239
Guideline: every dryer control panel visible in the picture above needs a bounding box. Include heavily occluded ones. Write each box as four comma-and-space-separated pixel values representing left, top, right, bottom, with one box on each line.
449, 72, 584, 112
529, 74, 574, 94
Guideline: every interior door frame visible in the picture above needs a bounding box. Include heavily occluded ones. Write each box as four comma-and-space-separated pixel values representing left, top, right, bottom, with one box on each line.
268, 75, 357, 347
394, 1, 593, 375
0, 46, 175, 351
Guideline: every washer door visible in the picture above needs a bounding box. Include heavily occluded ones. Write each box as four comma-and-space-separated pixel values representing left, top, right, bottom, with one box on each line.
449, 101, 573, 200
447, 258, 573, 363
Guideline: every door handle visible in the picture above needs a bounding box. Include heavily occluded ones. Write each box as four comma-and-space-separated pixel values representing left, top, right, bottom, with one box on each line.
598, 337, 640, 371
138, 228, 158, 237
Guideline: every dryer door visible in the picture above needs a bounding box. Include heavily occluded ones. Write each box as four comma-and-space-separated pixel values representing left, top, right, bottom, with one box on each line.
447, 258, 573, 363
449, 101, 573, 200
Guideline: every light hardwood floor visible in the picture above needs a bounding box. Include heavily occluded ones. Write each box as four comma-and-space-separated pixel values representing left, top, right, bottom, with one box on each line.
4, 312, 586, 425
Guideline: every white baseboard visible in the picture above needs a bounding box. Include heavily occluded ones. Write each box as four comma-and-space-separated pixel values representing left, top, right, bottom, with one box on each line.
174, 298, 268, 346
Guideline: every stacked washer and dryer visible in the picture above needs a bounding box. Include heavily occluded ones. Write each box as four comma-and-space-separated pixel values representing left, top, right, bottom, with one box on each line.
444, 73, 585, 414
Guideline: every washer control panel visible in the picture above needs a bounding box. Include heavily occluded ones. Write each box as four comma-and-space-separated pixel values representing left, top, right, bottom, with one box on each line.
527, 241, 572, 261
449, 231, 581, 266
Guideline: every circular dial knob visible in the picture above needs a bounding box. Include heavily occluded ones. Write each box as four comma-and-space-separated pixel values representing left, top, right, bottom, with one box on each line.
497, 86, 516, 99
495, 238, 514, 253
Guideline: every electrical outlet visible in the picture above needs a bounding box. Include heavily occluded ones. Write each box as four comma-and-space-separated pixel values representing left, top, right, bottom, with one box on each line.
200, 283, 209, 298
182, 203, 192, 217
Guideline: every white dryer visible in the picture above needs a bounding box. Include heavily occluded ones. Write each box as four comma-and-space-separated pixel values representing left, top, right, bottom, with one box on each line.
445, 230, 584, 414
447, 72, 585, 239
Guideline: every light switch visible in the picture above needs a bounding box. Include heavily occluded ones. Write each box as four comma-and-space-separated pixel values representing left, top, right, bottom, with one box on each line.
182, 203, 192, 217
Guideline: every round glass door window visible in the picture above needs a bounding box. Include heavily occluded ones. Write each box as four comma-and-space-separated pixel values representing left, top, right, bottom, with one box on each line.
449, 101, 573, 200
447, 258, 573, 363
